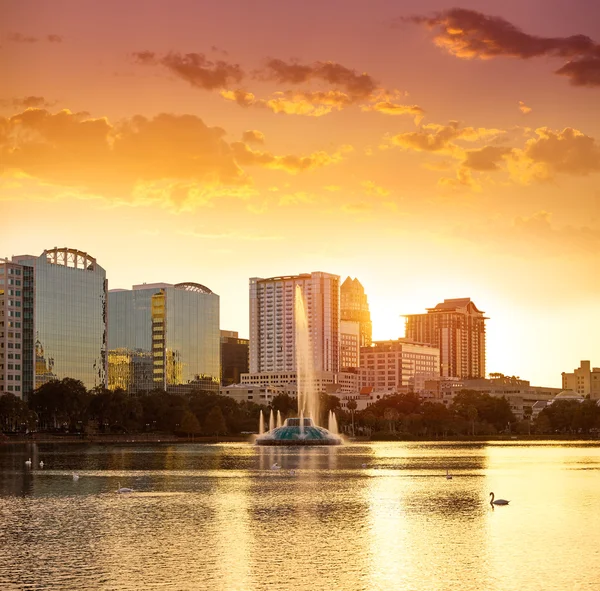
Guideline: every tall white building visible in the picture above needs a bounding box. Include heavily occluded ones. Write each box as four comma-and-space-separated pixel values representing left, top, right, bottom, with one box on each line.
249, 272, 340, 375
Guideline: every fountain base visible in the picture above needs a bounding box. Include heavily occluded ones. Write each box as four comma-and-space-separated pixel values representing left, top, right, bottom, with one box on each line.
255, 417, 342, 446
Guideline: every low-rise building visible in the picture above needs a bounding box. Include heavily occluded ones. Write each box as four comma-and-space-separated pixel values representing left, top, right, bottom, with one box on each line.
240, 370, 359, 394
562, 361, 600, 399
220, 384, 279, 405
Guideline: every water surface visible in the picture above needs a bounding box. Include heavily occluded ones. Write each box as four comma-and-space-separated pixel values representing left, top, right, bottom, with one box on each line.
1, 441, 598, 591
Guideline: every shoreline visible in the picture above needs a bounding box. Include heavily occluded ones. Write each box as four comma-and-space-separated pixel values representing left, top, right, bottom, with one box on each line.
2, 434, 599, 445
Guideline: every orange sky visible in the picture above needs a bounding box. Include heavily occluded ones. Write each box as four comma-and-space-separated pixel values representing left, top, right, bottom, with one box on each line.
1, 0, 599, 387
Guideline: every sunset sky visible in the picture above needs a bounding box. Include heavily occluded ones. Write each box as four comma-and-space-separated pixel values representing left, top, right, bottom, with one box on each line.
2, 0, 599, 387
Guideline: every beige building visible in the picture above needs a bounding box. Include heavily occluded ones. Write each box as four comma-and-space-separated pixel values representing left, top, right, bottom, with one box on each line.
340, 320, 360, 370
359, 339, 440, 393
404, 298, 487, 379
340, 277, 372, 346
220, 384, 279, 405
240, 370, 359, 394
562, 360, 600, 399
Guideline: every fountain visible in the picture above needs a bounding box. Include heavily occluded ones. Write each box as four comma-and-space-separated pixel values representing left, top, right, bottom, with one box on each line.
269, 409, 275, 432
258, 410, 264, 436
256, 284, 342, 446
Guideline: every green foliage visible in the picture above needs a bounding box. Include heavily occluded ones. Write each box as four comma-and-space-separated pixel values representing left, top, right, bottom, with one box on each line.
538, 399, 600, 434
203, 406, 227, 436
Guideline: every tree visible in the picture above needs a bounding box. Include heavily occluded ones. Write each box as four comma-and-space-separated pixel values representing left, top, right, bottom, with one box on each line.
346, 399, 357, 436
30, 378, 89, 430
180, 410, 201, 438
204, 406, 227, 436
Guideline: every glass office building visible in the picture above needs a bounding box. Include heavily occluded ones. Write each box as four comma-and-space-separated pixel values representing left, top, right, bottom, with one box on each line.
108, 282, 220, 394
12, 248, 108, 391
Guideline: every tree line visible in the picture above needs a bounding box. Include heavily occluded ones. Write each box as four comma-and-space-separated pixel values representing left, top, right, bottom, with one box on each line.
1, 379, 599, 439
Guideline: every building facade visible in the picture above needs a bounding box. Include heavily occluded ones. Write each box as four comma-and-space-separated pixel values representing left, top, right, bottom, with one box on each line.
562, 360, 600, 399
240, 370, 359, 394
340, 277, 372, 347
0, 259, 34, 398
404, 298, 487, 379
11, 248, 107, 393
220, 330, 249, 386
108, 282, 219, 394
249, 272, 340, 375
359, 339, 440, 393
340, 320, 360, 370
220, 384, 278, 405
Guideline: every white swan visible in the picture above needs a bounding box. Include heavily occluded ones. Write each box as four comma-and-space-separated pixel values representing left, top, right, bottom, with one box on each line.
117, 481, 133, 494
446, 469, 452, 480
490, 492, 510, 505
72, 472, 80, 481
25, 458, 32, 467
271, 463, 281, 470
39, 461, 44, 468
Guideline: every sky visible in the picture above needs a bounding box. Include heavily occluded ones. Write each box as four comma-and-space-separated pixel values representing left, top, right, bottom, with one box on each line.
1, 0, 599, 387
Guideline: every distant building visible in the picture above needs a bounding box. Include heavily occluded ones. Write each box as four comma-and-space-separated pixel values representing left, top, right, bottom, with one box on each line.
359, 339, 440, 393
240, 370, 359, 394
340, 320, 360, 370
249, 272, 340, 374
404, 298, 487, 379
108, 282, 219, 394
340, 277, 372, 347
220, 384, 278, 405
562, 360, 600, 400
220, 330, 249, 386
0, 259, 34, 398
421, 375, 562, 420
11, 248, 108, 393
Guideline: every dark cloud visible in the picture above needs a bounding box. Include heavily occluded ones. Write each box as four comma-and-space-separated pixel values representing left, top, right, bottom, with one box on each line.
402, 8, 600, 87
8, 33, 62, 43
133, 51, 244, 90
0, 96, 53, 109
260, 58, 378, 99
462, 146, 512, 171
241, 130, 265, 144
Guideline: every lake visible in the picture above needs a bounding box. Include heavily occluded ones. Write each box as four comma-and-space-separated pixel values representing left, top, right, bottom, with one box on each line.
1, 441, 599, 591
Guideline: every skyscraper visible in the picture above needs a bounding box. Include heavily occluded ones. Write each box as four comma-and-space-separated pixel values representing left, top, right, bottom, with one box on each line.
249, 272, 340, 374
108, 282, 220, 393
220, 330, 249, 386
404, 298, 487, 379
340, 277, 372, 347
0, 258, 34, 398
11, 248, 108, 392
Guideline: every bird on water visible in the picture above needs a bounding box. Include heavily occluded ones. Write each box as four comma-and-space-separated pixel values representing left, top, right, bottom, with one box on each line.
489, 492, 510, 505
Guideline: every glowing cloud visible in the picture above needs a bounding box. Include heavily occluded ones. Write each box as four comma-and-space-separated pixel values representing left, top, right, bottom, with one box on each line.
402, 8, 600, 86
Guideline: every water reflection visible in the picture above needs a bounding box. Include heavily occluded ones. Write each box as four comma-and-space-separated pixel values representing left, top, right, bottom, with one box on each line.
1, 442, 599, 591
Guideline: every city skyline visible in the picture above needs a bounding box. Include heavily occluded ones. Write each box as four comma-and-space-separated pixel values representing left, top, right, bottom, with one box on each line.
2, 0, 600, 388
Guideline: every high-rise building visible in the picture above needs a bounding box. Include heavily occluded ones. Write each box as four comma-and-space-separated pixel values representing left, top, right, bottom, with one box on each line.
340, 320, 360, 370
11, 248, 108, 392
562, 360, 600, 399
108, 282, 220, 394
249, 272, 340, 375
0, 259, 34, 398
359, 339, 440, 393
404, 298, 487, 379
220, 330, 249, 386
340, 277, 372, 347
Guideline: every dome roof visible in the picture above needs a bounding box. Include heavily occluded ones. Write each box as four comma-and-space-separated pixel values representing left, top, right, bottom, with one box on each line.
554, 390, 585, 400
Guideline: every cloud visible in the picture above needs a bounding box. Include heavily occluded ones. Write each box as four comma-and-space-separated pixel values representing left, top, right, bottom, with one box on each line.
402, 8, 600, 86
0, 108, 247, 208
361, 180, 390, 197
389, 121, 504, 155
0, 96, 53, 109
361, 101, 425, 123
230, 141, 351, 174
133, 51, 244, 90
462, 146, 513, 171
8, 33, 62, 43
220, 89, 256, 106
511, 127, 600, 181
518, 101, 532, 114
260, 58, 377, 99
438, 167, 481, 192
241, 129, 265, 144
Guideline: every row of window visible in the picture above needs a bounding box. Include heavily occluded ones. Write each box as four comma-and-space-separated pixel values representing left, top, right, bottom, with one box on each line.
0, 268, 22, 275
